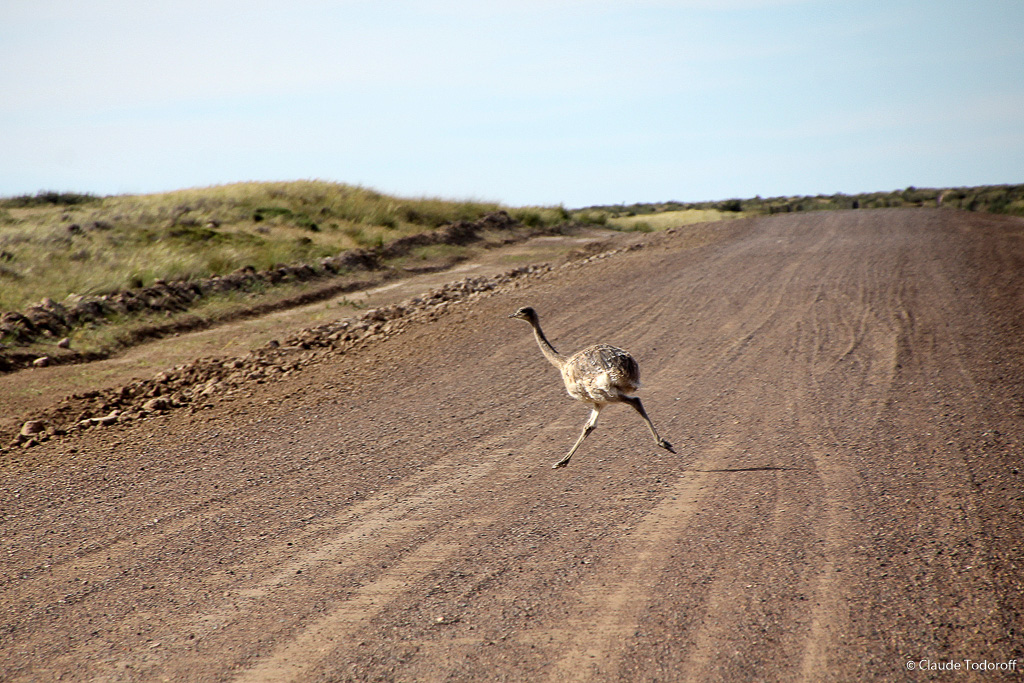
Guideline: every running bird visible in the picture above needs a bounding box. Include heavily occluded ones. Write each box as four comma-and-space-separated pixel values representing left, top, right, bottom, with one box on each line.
508, 306, 674, 468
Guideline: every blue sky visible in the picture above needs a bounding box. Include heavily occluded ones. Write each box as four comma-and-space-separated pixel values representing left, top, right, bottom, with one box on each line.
1, 0, 1022, 207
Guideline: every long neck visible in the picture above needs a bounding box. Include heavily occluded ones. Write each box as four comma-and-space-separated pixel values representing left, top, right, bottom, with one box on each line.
530, 319, 566, 370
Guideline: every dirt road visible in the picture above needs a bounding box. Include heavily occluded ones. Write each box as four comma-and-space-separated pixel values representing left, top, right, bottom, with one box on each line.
2, 209, 1022, 681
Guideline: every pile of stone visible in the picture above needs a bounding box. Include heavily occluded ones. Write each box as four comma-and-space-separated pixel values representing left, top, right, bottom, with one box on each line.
3, 222, 648, 453
4, 262, 552, 452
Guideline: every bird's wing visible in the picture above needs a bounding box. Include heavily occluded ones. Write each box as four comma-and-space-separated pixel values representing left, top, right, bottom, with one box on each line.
569, 345, 641, 391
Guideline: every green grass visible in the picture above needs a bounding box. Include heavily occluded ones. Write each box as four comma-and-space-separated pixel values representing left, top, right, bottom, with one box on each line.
603, 209, 741, 232
566, 207, 741, 232
0, 181, 568, 312
62, 285, 278, 357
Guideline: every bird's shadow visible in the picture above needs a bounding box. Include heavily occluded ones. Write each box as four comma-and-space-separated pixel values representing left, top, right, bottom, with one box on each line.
690, 466, 798, 473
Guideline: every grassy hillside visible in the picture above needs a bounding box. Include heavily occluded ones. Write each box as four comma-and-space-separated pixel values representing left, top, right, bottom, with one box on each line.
0, 181, 567, 312
5, 180, 1019, 315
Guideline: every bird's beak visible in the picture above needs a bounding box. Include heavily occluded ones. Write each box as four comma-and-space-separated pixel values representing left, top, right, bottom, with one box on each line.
507, 313, 516, 318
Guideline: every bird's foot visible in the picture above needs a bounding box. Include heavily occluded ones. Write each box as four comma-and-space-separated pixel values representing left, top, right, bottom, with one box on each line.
552, 458, 570, 468
658, 438, 676, 454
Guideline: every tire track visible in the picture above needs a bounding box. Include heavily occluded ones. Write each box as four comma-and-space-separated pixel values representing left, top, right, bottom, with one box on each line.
70, 433, 527, 681
234, 521, 496, 683
77, 397, 640, 680
2, 209, 1022, 681
537, 450, 717, 681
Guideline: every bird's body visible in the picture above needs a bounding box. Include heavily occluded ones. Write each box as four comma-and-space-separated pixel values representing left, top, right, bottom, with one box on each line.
508, 306, 674, 468
561, 344, 640, 404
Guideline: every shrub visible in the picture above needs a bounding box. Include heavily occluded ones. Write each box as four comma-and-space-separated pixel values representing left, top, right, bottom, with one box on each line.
518, 210, 544, 227
0, 191, 100, 208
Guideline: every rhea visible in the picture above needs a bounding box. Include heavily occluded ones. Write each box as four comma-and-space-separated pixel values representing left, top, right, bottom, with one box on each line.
508, 306, 674, 468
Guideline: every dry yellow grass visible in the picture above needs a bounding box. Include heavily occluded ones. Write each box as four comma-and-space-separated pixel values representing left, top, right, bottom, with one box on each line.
605, 209, 741, 232
0, 181, 568, 312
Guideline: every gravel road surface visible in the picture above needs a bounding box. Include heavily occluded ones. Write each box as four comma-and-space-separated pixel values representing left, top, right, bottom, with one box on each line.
2, 209, 1022, 681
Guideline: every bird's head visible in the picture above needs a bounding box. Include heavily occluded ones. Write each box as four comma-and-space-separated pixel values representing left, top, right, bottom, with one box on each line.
508, 306, 538, 322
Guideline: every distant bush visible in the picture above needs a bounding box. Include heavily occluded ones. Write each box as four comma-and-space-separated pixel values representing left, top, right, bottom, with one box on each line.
576, 184, 1024, 220
574, 210, 608, 225
516, 210, 544, 227
252, 206, 320, 231
509, 206, 574, 228
0, 191, 100, 208
938, 184, 1024, 216
253, 206, 293, 222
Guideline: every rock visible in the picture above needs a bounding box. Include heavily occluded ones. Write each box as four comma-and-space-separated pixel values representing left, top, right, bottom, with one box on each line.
143, 398, 170, 412
77, 410, 121, 429
57, 337, 71, 349
20, 420, 46, 437
94, 410, 120, 426
32, 356, 51, 368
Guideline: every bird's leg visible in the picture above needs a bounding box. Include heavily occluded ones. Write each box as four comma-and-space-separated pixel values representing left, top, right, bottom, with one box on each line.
623, 396, 675, 453
554, 406, 601, 468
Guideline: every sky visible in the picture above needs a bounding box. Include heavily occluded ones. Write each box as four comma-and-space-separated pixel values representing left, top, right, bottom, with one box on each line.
1, 0, 1022, 208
